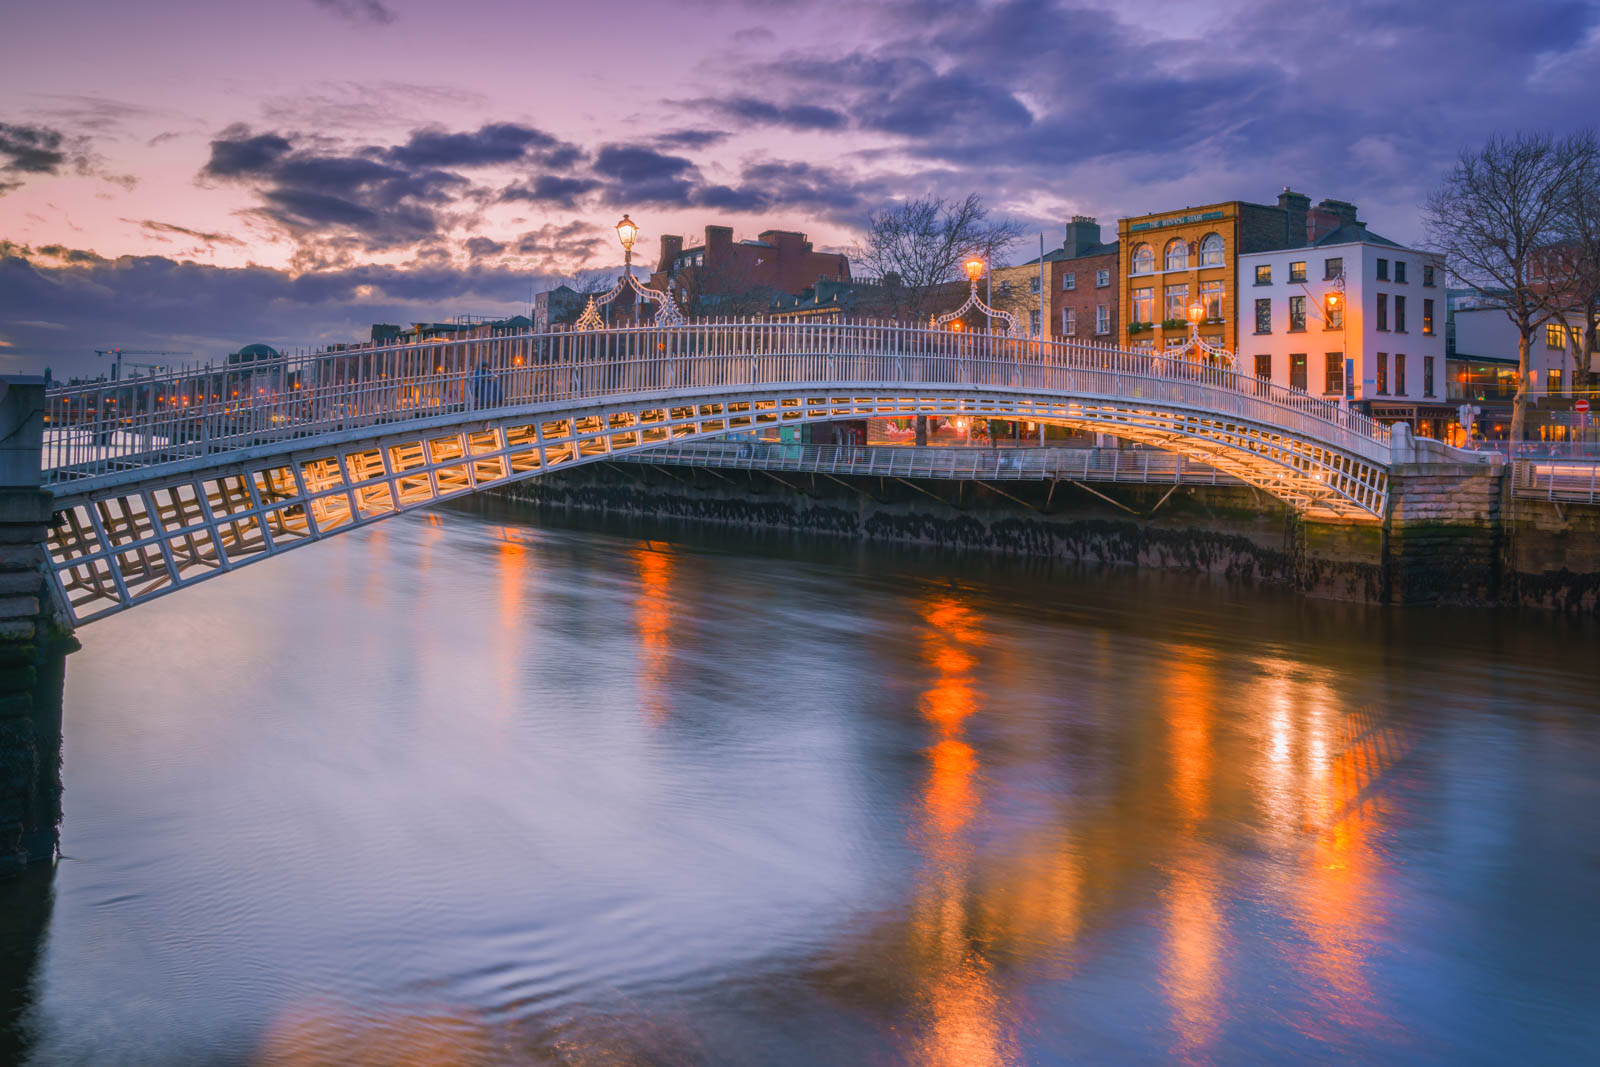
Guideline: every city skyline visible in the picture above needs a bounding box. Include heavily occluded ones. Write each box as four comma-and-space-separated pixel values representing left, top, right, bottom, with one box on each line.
3, 0, 1599, 373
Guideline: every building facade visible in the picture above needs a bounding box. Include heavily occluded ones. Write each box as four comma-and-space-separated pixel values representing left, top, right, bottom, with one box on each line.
1048, 217, 1119, 344
1237, 219, 1449, 433
1117, 190, 1319, 354
651, 225, 849, 313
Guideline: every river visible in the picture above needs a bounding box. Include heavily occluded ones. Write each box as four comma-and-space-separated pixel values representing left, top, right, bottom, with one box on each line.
2, 499, 1597, 1065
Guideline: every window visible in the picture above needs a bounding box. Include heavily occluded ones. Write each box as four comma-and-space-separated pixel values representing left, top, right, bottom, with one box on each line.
1165, 284, 1189, 321
1326, 295, 1343, 329
1324, 257, 1343, 280
1095, 304, 1110, 334
1000, 279, 1013, 296
1063, 272, 1076, 290
1395, 261, 1407, 284
1030, 309, 1042, 333
1029, 275, 1042, 294
1377, 258, 1389, 281
1132, 287, 1154, 323
1547, 323, 1566, 349
1395, 353, 1407, 395
1131, 244, 1154, 275
1424, 355, 1435, 397
1062, 307, 1077, 335
1288, 294, 1307, 332
1376, 293, 1389, 331
1200, 280, 1225, 319
1423, 298, 1435, 336
1199, 233, 1224, 266
1255, 264, 1272, 285
1164, 238, 1189, 271
1095, 268, 1110, 287
1255, 354, 1272, 380
1547, 369, 1564, 395
1254, 298, 1272, 334
1376, 352, 1389, 394
1289, 260, 1306, 283
1423, 264, 1436, 287
1290, 353, 1307, 391
1325, 353, 1344, 395
1395, 294, 1407, 333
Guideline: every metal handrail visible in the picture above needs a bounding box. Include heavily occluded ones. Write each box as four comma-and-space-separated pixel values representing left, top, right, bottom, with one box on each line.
1513, 458, 1600, 504
41, 318, 1393, 486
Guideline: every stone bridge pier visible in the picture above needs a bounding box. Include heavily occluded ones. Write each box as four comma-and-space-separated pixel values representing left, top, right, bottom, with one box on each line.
0, 379, 74, 878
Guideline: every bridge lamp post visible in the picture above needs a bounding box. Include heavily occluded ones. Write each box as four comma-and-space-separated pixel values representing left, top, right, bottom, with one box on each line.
932, 255, 1018, 334
572, 214, 684, 329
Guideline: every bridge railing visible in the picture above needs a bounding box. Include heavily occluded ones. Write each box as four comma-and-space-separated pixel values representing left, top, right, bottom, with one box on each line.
41, 319, 1391, 485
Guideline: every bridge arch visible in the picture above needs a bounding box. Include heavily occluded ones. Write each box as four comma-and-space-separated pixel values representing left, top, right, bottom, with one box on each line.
41, 320, 1400, 623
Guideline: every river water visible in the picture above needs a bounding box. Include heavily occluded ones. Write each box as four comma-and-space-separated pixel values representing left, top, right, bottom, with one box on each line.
3, 500, 1598, 1065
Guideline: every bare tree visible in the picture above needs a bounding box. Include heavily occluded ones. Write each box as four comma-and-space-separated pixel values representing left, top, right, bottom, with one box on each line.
675, 255, 778, 319
853, 193, 1023, 322
1550, 131, 1600, 399
1425, 131, 1590, 440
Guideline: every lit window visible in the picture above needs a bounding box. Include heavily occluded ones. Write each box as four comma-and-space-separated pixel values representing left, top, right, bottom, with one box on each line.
1255, 264, 1272, 285
1289, 261, 1306, 283
1131, 244, 1154, 275
1547, 323, 1566, 349
1198, 233, 1224, 266
1164, 238, 1189, 271
1200, 280, 1224, 319
1165, 284, 1189, 321
1131, 287, 1154, 323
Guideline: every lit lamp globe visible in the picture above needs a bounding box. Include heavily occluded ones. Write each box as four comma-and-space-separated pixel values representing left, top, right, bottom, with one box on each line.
963, 257, 986, 284
615, 214, 639, 261
1327, 292, 1341, 310
1187, 300, 1206, 325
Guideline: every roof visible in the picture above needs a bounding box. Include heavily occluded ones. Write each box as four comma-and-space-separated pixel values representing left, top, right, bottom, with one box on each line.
1021, 241, 1118, 266
1311, 223, 1404, 249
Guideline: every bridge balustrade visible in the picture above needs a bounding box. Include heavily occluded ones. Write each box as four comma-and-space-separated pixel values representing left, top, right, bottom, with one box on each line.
42, 319, 1390, 486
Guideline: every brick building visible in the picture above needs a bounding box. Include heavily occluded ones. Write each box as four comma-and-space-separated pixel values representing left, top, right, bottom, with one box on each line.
1118, 190, 1316, 353
1043, 217, 1119, 342
650, 225, 849, 314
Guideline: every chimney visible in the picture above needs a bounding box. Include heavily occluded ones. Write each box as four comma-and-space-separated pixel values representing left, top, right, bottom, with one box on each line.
1277, 188, 1311, 247
658, 234, 683, 273
1063, 216, 1102, 259
705, 225, 734, 253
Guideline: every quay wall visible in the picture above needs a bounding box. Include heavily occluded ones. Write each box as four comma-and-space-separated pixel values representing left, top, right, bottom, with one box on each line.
492, 455, 1597, 614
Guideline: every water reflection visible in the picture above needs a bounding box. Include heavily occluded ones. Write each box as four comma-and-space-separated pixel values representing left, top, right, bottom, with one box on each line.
631, 543, 676, 724
7, 504, 1599, 1064
908, 593, 1016, 1067
1159, 647, 1227, 1061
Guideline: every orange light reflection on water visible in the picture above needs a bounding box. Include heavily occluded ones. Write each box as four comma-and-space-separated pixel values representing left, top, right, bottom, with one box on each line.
632, 544, 676, 724
908, 593, 1017, 1067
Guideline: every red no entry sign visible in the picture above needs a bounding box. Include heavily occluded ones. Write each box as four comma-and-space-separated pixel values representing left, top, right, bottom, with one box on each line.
1576, 399, 1590, 412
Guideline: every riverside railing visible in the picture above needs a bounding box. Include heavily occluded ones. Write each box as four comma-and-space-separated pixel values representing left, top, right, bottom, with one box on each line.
41, 319, 1393, 486
621, 440, 1235, 485
1513, 458, 1600, 504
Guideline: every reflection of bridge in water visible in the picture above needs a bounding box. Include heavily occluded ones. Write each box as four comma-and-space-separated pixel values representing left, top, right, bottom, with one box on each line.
39, 319, 1413, 623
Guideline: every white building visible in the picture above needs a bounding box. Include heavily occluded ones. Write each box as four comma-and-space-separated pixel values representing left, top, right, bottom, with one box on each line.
1449, 291, 1578, 398
1237, 220, 1449, 428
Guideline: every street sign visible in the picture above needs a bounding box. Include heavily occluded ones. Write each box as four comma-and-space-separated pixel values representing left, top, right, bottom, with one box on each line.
1576, 399, 1590, 412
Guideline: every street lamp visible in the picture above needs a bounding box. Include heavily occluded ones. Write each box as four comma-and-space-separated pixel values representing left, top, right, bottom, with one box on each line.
615, 214, 639, 266
573, 213, 685, 329
933, 254, 1017, 333
1187, 299, 1205, 326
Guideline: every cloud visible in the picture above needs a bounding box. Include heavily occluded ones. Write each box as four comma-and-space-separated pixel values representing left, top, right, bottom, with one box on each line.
127, 219, 246, 247
685, 95, 847, 131
653, 129, 730, 150
0, 246, 567, 375
310, 0, 396, 24
386, 123, 579, 169
499, 174, 603, 210
0, 123, 69, 175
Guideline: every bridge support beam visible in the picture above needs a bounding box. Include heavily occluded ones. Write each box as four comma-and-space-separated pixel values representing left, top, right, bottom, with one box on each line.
0, 379, 75, 878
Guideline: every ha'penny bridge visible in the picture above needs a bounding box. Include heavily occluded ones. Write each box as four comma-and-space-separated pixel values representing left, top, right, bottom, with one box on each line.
23, 318, 1437, 625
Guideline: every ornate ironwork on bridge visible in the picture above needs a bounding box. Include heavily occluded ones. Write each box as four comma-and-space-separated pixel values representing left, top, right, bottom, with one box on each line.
41, 317, 1414, 624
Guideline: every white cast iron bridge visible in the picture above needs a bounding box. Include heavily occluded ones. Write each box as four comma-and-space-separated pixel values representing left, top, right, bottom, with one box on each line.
43, 320, 1401, 623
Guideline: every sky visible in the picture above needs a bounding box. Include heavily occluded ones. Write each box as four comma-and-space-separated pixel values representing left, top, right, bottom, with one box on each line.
2, 0, 1598, 377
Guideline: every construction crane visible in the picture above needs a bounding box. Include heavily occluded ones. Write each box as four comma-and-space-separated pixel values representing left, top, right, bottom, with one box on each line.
93, 349, 192, 381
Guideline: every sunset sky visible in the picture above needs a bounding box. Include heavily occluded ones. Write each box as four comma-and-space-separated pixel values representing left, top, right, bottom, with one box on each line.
3, 0, 1598, 375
